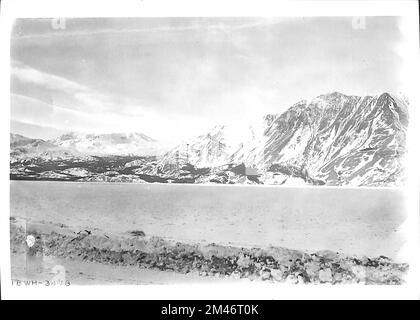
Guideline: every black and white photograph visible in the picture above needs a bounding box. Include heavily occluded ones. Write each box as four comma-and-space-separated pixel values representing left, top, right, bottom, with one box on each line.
1, 0, 419, 301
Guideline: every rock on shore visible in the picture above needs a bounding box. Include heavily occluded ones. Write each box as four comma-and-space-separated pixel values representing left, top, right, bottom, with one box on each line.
10, 221, 408, 285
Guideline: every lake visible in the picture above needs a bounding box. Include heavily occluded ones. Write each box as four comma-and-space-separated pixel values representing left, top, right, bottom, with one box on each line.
10, 180, 407, 260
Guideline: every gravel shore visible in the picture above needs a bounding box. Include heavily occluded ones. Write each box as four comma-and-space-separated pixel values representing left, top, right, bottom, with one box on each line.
10, 219, 408, 285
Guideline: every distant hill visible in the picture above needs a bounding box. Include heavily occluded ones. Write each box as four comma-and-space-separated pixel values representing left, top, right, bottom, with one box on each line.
51, 132, 164, 156
10, 133, 81, 162
10, 131, 165, 161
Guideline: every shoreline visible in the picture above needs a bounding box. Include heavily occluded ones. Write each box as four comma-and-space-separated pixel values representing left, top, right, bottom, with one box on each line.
10, 178, 405, 191
10, 218, 409, 285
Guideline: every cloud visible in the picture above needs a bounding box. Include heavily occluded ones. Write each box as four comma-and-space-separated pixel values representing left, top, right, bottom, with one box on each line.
12, 61, 88, 92
10, 93, 211, 142
11, 119, 67, 140
11, 93, 137, 133
11, 61, 147, 116
12, 18, 286, 40
11, 93, 92, 124
10, 17, 403, 142
10, 63, 215, 141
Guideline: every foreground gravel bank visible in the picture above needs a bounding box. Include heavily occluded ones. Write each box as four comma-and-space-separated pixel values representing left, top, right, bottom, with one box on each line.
10, 220, 408, 285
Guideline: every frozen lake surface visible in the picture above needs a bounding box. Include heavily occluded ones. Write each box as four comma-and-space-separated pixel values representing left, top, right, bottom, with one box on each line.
10, 181, 407, 260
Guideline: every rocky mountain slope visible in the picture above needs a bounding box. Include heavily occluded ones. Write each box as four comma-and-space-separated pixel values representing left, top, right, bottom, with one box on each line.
10, 92, 409, 186
160, 92, 408, 186
10, 133, 81, 162
263, 92, 407, 186
159, 124, 266, 168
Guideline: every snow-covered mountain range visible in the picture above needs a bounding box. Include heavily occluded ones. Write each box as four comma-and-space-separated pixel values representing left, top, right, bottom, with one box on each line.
10, 92, 409, 186
10, 133, 82, 162
51, 132, 164, 156
10, 132, 164, 162
159, 123, 266, 168
160, 92, 408, 186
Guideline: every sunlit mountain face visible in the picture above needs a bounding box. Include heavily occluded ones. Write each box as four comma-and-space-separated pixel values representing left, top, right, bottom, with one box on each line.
10, 92, 408, 187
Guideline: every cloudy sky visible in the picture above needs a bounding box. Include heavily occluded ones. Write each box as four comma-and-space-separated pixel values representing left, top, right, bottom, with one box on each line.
11, 17, 404, 142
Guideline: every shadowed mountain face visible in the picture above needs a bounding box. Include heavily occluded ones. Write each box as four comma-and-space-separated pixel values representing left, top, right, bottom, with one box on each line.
10, 92, 409, 186
161, 92, 408, 186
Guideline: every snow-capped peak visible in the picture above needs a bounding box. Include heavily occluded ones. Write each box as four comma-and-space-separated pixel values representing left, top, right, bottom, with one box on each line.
51, 131, 163, 156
